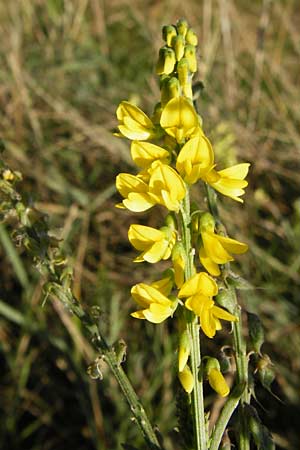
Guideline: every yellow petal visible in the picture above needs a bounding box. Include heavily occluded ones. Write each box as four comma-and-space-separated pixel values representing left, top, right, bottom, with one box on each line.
199, 246, 221, 277
212, 305, 237, 322
185, 294, 213, 317
197, 272, 218, 296
216, 235, 248, 254
218, 163, 250, 180
151, 276, 173, 296
117, 101, 154, 128
202, 231, 233, 264
131, 141, 170, 168
143, 303, 173, 323
200, 308, 216, 338
176, 134, 214, 183
160, 97, 199, 142
143, 239, 170, 263
118, 125, 151, 141
179, 273, 201, 297
123, 192, 156, 212
128, 225, 163, 250
131, 310, 146, 320
131, 283, 171, 308
208, 368, 230, 397
116, 173, 148, 198
178, 365, 194, 393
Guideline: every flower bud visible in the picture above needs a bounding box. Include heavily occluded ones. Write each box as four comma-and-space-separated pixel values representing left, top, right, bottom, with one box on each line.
247, 312, 264, 354
176, 18, 188, 37
172, 242, 186, 288
162, 25, 177, 47
178, 331, 190, 372
160, 77, 180, 106
184, 44, 197, 73
200, 212, 215, 233
178, 365, 194, 393
205, 357, 230, 397
177, 58, 189, 86
156, 46, 176, 75
172, 35, 185, 61
186, 28, 198, 46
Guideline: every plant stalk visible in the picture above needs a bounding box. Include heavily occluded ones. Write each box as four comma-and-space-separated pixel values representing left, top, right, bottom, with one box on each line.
180, 191, 207, 450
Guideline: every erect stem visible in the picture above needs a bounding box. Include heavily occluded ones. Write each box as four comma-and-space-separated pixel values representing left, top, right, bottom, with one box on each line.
205, 183, 250, 450
180, 189, 207, 450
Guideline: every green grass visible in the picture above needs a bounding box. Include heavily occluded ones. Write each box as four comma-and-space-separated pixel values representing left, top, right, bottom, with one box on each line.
0, 1, 300, 449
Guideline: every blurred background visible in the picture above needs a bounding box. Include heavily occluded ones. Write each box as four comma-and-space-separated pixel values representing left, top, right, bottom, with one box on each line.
0, 1, 299, 449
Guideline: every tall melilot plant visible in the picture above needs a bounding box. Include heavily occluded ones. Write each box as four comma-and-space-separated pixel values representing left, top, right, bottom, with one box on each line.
0, 18, 276, 450
115, 19, 274, 450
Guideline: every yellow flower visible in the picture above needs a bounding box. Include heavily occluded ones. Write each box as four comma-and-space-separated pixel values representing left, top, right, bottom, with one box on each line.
116, 101, 155, 140
207, 368, 230, 397
128, 224, 176, 263
203, 163, 250, 202
178, 272, 237, 338
178, 330, 190, 372
148, 162, 186, 212
130, 141, 170, 169
160, 96, 200, 143
178, 364, 194, 393
116, 173, 157, 212
199, 213, 248, 276
131, 283, 177, 323
176, 132, 215, 184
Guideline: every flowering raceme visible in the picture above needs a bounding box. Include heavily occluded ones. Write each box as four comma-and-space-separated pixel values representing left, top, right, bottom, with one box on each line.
128, 224, 176, 263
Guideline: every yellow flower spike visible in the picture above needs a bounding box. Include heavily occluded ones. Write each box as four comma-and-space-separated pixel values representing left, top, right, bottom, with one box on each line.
131, 283, 177, 324
199, 212, 248, 273
205, 358, 230, 397
178, 364, 194, 394
160, 96, 200, 143
162, 25, 177, 47
148, 162, 186, 212
178, 330, 190, 372
176, 133, 215, 184
116, 101, 155, 141
116, 173, 157, 212
172, 242, 186, 288
203, 163, 250, 202
128, 224, 176, 263
130, 141, 170, 169
156, 47, 177, 75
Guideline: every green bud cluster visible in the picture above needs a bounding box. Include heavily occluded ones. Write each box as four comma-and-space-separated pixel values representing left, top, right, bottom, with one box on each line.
156, 18, 198, 104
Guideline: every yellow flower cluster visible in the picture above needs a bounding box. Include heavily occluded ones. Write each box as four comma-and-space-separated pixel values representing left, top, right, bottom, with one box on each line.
115, 19, 250, 397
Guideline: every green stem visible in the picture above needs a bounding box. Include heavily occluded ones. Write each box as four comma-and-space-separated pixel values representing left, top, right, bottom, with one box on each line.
49, 284, 162, 450
205, 184, 250, 450
180, 190, 207, 450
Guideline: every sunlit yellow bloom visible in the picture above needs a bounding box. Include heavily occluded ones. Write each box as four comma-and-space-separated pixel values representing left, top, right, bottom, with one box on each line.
160, 97, 200, 143
116, 101, 155, 140
178, 272, 237, 338
116, 173, 157, 212
207, 367, 230, 397
128, 224, 176, 263
178, 330, 190, 372
203, 163, 250, 202
178, 364, 194, 393
176, 133, 215, 184
130, 141, 170, 169
131, 283, 177, 323
199, 212, 248, 276
148, 162, 186, 212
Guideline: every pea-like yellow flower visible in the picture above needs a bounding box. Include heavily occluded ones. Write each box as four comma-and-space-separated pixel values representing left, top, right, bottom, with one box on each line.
128, 224, 176, 263
199, 212, 248, 276
178, 272, 237, 338
130, 141, 170, 169
116, 101, 155, 140
116, 162, 186, 212
203, 163, 250, 202
176, 132, 215, 184
178, 364, 194, 394
160, 96, 200, 143
148, 162, 186, 212
131, 283, 177, 323
116, 173, 157, 212
205, 358, 230, 397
